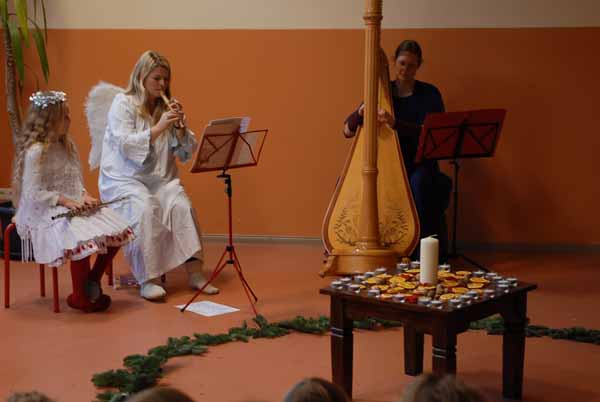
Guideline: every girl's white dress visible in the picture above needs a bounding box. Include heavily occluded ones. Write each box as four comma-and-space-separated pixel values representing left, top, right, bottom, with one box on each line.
15, 142, 134, 267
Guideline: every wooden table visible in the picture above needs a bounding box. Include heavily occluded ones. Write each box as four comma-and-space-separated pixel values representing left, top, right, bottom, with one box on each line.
320, 281, 537, 399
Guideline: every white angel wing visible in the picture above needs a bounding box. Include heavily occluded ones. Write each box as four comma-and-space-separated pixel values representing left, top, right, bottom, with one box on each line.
85, 81, 124, 170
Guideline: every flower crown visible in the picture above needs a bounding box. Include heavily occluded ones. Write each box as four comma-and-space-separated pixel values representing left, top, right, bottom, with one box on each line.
29, 91, 67, 109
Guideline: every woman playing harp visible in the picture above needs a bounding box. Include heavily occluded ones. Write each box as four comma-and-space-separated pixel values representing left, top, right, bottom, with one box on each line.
343, 40, 452, 260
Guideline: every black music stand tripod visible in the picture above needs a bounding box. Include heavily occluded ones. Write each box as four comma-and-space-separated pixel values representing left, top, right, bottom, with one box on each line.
415, 109, 506, 272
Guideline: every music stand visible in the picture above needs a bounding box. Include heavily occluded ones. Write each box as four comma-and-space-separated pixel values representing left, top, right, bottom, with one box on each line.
180, 117, 267, 315
415, 109, 506, 271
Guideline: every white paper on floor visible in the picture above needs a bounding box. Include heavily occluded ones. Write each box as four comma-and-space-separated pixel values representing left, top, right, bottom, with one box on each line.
175, 301, 240, 317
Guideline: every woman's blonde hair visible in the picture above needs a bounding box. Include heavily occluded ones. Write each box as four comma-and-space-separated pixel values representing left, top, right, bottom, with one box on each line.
125, 387, 196, 402
400, 374, 485, 402
11, 93, 76, 206
125, 50, 172, 124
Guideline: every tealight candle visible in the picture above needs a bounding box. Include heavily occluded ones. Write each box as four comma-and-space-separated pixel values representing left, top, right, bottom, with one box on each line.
496, 283, 510, 293
483, 289, 495, 298
354, 275, 365, 283
397, 262, 409, 272
367, 288, 380, 297
459, 294, 472, 304
466, 290, 479, 299
393, 293, 406, 302
349, 284, 361, 293
449, 299, 462, 308
430, 300, 443, 309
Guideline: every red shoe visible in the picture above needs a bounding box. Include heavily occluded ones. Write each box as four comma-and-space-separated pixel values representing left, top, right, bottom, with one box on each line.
67, 293, 111, 313
90, 294, 112, 312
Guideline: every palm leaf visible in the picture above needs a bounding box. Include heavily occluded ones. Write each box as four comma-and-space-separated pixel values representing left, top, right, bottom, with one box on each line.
30, 22, 49, 81
41, 0, 47, 42
15, 0, 29, 42
7, 18, 24, 90
0, 0, 8, 24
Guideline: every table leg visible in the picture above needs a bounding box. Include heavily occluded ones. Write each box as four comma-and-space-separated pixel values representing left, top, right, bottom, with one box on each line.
330, 297, 354, 399
432, 325, 457, 375
501, 293, 527, 399
404, 325, 424, 375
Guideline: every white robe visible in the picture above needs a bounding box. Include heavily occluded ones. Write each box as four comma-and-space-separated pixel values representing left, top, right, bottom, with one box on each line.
98, 93, 203, 283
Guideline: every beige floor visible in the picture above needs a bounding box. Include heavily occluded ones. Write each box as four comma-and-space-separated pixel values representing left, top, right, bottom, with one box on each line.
1, 241, 599, 402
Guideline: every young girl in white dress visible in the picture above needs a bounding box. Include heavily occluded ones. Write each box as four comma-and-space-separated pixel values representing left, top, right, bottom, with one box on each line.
12, 91, 134, 312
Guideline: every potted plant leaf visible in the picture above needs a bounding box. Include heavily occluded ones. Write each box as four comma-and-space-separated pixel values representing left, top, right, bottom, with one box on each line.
0, 0, 49, 259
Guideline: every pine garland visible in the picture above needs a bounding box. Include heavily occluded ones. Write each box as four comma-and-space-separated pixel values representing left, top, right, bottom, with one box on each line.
91, 314, 599, 402
469, 315, 600, 344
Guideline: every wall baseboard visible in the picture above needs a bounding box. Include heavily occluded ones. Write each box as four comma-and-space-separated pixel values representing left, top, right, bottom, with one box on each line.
203, 234, 600, 253
203, 234, 322, 244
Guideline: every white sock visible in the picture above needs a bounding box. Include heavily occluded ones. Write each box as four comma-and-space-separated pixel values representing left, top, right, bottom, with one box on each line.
140, 281, 167, 300
188, 272, 219, 295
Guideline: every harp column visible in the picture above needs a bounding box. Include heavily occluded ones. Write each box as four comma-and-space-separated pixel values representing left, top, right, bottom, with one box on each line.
358, 0, 384, 249
350, 0, 396, 271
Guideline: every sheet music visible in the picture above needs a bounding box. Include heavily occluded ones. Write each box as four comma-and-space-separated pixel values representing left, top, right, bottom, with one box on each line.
208, 116, 251, 133
175, 301, 239, 317
191, 116, 265, 172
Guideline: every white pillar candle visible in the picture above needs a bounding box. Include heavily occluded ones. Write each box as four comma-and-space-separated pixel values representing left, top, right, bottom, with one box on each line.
419, 236, 439, 285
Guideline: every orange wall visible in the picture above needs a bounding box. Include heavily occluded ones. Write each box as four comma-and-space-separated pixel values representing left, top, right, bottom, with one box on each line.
1, 28, 599, 246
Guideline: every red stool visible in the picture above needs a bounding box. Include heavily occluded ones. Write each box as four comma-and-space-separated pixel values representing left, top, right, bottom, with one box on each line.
3, 222, 113, 313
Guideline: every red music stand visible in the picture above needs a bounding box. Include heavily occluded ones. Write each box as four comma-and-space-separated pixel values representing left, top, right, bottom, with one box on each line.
415, 109, 506, 271
180, 117, 267, 315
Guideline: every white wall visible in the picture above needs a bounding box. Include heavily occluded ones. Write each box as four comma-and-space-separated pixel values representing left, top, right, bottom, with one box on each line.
41, 0, 600, 29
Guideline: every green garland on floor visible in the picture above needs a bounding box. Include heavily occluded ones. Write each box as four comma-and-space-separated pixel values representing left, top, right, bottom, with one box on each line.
91, 315, 599, 402
469, 315, 600, 344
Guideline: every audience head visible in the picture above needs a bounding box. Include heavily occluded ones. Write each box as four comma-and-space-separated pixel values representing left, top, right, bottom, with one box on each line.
283, 377, 350, 402
125, 387, 196, 402
400, 374, 485, 402
7, 391, 55, 402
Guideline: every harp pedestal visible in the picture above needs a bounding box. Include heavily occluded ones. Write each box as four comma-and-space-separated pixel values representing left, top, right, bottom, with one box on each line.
320, 248, 396, 277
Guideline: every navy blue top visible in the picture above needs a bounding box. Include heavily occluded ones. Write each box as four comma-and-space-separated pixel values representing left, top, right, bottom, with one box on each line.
391, 80, 445, 175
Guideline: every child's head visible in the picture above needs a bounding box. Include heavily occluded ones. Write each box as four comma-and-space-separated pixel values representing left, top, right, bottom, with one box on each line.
22, 91, 70, 144
399, 374, 485, 402
11, 90, 74, 206
125, 387, 196, 402
7, 391, 55, 402
283, 377, 350, 402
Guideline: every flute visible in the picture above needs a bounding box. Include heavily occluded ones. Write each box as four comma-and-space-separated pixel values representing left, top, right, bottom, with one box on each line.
51, 196, 128, 220
160, 91, 184, 129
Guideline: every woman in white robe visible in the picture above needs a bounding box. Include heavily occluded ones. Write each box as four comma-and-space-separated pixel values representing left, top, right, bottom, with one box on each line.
98, 50, 218, 300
